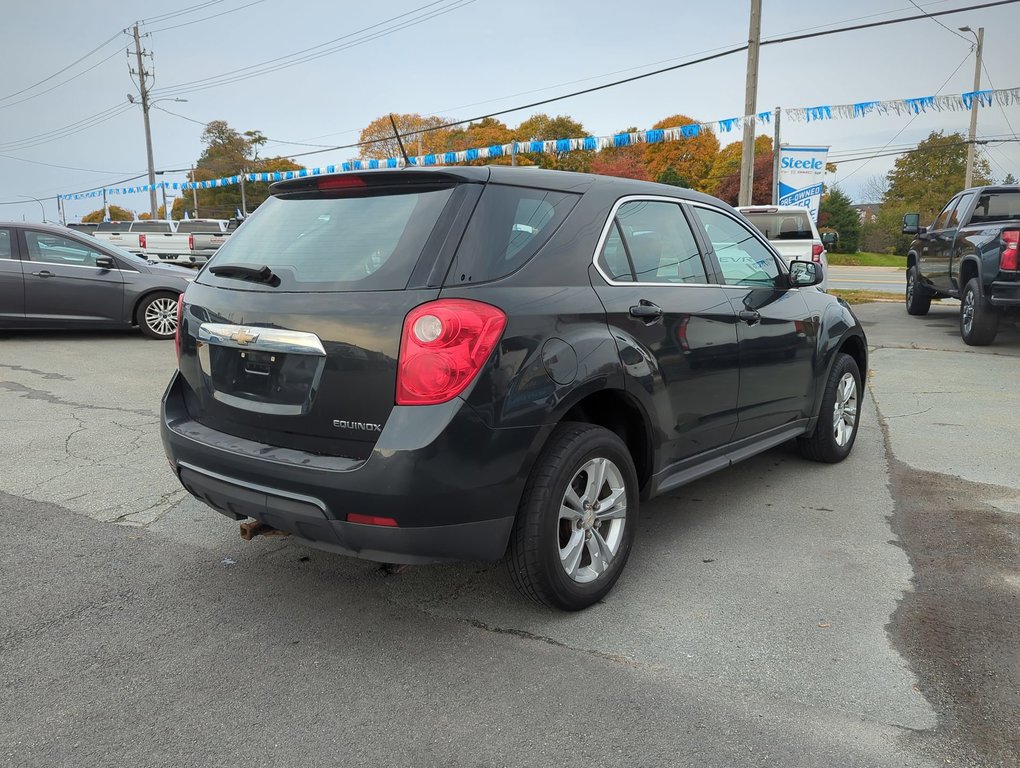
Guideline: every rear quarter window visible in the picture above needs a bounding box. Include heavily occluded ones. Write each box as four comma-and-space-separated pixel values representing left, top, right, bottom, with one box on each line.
446, 184, 578, 285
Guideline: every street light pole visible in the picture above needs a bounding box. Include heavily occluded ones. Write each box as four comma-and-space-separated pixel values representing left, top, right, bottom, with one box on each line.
17, 195, 46, 222
960, 25, 984, 189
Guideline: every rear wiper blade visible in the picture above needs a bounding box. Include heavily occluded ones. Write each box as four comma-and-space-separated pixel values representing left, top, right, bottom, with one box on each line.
209, 263, 279, 285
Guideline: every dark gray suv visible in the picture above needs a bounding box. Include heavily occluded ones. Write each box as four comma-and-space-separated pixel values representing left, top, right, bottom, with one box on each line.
161, 167, 867, 610
0, 221, 193, 339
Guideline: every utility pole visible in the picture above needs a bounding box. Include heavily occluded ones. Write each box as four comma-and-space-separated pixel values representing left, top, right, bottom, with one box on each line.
130, 23, 158, 218
772, 107, 781, 205
191, 165, 199, 217
961, 25, 984, 189
240, 176, 248, 217
738, 0, 763, 207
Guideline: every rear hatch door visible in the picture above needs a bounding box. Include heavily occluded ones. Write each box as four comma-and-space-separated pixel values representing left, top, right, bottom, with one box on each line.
177, 171, 482, 459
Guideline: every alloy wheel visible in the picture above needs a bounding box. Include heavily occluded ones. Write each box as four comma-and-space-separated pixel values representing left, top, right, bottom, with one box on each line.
832, 372, 858, 447
557, 457, 627, 584
145, 297, 179, 337
962, 289, 975, 335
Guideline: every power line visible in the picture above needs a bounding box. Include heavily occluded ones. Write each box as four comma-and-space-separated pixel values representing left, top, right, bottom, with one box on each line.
907, 0, 975, 42
0, 153, 134, 174
148, 0, 268, 34
0, 29, 125, 103
0, 103, 134, 152
153, 105, 337, 147
139, 0, 229, 25
0, 47, 126, 111
149, 0, 463, 97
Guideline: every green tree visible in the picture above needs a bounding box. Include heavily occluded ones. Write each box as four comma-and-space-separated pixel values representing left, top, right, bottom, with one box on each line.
818, 187, 861, 253
642, 114, 719, 192
82, 205, 133, 223
514, 114, 594, 172
1003, 172, 1017, 185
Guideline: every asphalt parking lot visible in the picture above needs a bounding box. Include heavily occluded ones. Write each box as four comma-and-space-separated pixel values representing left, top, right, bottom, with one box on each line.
2, 301, 1018, 768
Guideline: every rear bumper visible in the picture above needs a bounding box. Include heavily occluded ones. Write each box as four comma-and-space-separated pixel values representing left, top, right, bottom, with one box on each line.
989, 280, 1020, 307
160, 372, 540, 563
152, 253, 208, 267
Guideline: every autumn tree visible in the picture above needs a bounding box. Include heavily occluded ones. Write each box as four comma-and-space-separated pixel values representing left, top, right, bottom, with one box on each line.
705, 136, 772, 196
358, 113, 452, 160
818, 187, 860, 253
713, 150, 775, 205
641, 114, 719, 192
590, 127, 649, 181
82, 205, 133, 223
445, 118, 516, 165
514, 114, 594, 172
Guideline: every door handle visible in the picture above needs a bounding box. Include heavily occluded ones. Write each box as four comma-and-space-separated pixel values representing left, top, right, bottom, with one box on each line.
31, 270, 54, 278
629, 301, 663, 322
738, 309, 761, 325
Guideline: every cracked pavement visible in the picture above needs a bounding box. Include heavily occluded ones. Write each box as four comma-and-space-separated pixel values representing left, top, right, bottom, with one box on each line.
1, 306, 1018, 767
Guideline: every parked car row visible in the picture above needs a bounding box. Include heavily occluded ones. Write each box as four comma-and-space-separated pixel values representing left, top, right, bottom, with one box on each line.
0, 221, 193, 339
83, 218, 238, 267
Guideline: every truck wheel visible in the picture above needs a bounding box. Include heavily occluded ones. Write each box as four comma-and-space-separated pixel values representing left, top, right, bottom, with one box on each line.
905, 266, 932, 315
960, 278, 999, 346
137, 292, 180, 340
506, 423, 638, 611
798, 352, 861, 464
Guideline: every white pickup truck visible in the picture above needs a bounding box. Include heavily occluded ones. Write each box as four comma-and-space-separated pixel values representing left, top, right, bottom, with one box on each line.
93, 219, 234, 267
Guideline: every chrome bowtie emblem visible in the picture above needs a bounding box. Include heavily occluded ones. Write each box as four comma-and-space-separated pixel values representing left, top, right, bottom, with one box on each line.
229, 328, 260, 346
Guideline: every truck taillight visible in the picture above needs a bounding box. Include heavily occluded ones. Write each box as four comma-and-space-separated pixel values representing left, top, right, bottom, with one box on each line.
188, 234, 194, 251
174, 294, 184, 362
139, 234, 147, 249
396, 299, 506, 406
811, 242, 824, 263
1002, 230, 1019, 271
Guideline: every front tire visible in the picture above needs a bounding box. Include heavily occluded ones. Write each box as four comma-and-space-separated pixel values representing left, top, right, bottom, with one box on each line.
798, 353, 862, 464
506, 423, 638, 611
905, 265, 932, 315
959, 278, 999, 346
137, 292, 180, 340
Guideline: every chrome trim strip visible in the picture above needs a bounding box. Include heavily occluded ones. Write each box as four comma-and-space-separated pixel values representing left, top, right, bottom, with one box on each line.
198, 322, 327, 356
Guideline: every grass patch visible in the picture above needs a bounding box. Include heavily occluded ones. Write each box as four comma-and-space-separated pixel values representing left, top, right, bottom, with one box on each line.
827, 252, 906, 268
830, 289, 901, 304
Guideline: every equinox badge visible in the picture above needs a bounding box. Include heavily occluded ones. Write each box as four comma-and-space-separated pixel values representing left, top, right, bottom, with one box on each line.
333, 419, 382, 432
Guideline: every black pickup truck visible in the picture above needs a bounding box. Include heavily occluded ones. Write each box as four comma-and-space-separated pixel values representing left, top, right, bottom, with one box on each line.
903, 186, 1020, 345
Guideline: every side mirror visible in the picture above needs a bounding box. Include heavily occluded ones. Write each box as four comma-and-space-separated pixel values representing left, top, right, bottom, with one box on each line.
95, 255, 115, 270
821, 231, 838, 246
789, 260, 822, 288
902, 213, 921, 235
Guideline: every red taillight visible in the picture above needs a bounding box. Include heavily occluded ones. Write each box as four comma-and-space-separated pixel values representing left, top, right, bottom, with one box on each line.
188, 234, 194, 251
318, 175, 367, 192
347, 513, 398, 527
1002, 230, 1019, 271
139, 234, 147, 249
174, 294, 184, 362
811, 242, 824, 263
396, 299, 507, 406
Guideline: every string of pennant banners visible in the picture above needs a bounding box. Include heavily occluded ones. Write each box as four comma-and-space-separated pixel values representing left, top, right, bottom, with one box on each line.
58, 87, 1019, 202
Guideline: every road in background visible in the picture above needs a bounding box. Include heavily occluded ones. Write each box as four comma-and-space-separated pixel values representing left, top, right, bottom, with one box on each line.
828, 265, 905, 294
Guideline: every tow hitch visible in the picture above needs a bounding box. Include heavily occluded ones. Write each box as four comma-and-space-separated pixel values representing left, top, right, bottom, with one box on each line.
239, 520, 290, 541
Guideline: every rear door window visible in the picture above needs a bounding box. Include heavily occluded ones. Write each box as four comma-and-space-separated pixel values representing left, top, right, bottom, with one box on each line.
0, 228, 12, 259
693, 206, 783, 288
204, 187, 456, 291
447, 184, 578, 284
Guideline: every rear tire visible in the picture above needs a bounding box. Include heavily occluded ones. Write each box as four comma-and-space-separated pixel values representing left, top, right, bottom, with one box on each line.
798, 353, 862, 464
959, 277, 999, 346
905, 265, 932, 315
137, 292, 179, 340
506, 423, 638, 611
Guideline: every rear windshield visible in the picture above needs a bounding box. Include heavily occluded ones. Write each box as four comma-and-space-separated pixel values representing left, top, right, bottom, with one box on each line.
743, 211, 813, 240
970, 191, 1020, 224
176, 220, 225, 233
95, 222, 130, 232
131, 221, 173, 233
447, 184, 579, 284
204, 187, 455, 291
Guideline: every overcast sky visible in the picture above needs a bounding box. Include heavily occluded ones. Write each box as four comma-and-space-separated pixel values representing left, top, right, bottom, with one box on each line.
2, 0, 1018, 223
